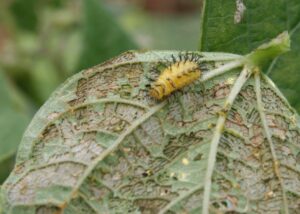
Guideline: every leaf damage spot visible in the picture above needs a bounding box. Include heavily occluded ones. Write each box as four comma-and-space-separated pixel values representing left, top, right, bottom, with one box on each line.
182, 158, 189, 165
234, 0, 246, 24
7, 162, 86, 204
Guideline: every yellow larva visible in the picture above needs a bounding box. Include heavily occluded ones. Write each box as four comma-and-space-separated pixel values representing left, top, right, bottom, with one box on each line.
149, 61, 201, 100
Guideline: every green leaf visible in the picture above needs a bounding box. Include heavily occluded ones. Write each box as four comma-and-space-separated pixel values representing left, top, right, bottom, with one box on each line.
77, 0, 137, 70
199, 0, 300, 112
0, 109, 28, 183
10, 0, 38, 31
0, 73, 11, 106
30, 59, 62, 105
1, 44, 299, 212
9, 0, 64, 32
0, 71, 29, 184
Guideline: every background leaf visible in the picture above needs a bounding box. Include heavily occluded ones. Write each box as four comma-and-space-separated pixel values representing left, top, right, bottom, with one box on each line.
1, 0, 138, 105
77, 0, 137, 70
199, 0, 300, 112
1, 51, 299, 213
0, 0, 139, 184
10, 0, 38, 32
0, 71, 29, 183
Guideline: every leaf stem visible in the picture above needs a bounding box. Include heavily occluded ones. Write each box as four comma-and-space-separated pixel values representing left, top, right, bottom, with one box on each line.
202, 65, 251, 214
254, 72, 289, 214
246, 32, 290, 68
201, 60, 243, 82
198, 0, 207, 51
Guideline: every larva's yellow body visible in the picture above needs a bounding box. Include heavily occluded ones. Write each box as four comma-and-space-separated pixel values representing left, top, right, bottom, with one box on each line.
149, 61, 201, 100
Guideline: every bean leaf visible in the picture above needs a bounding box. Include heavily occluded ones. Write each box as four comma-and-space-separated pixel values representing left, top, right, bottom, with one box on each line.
1, 34, 299, 213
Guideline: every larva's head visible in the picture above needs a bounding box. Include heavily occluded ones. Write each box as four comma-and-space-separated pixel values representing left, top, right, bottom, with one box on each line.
149, 86, 164, 100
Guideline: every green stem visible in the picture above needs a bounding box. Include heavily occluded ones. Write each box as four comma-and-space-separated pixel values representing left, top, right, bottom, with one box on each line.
202, 65, 251, 214
245, 31, 290, 68
254, 72, 289, 214
198, 0, 207, 51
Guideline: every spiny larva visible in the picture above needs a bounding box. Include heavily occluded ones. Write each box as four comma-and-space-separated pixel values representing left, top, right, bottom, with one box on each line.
149, 53, 203, 100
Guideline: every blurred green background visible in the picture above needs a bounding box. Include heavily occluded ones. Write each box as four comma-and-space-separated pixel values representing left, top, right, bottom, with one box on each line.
0, 0, 201, 183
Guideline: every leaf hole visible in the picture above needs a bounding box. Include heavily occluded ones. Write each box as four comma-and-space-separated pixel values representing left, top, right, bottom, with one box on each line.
193, 153, 203, 161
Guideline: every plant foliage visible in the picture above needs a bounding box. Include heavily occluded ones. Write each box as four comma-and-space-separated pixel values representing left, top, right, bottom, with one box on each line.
199, 0, 300, 112
1, 33, 299, 213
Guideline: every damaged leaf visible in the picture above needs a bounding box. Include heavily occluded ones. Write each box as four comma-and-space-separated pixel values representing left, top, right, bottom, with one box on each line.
1, 34, 299, 213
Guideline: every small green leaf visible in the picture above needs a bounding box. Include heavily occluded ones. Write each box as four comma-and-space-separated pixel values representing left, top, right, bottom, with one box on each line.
268, 25, 300, 112
245, 31, 290, 67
